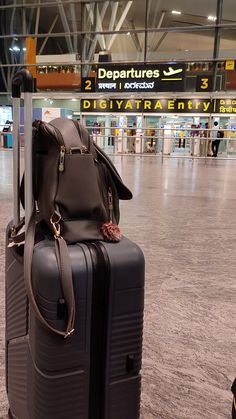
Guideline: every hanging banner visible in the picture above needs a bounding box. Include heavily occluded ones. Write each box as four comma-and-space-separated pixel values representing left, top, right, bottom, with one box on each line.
96, 63, 186, 92
81, 98, 212, 113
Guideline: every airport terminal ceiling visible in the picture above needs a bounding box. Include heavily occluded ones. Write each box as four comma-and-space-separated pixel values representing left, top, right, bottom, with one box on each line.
1, 0, 236, 57
0, 0, 236, 92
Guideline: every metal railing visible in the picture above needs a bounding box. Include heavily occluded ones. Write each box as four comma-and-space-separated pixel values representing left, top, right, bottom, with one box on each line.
87, 126, 236, 158
1, 124, 236, 159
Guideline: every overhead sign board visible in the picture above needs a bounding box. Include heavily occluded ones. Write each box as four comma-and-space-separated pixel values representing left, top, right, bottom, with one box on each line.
214, 99, 236, 113
81, 98, 212, 113
225, 60, 235, 71
96, 63, 186, 92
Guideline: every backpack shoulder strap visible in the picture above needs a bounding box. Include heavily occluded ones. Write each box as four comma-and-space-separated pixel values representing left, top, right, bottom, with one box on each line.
24, 204, 75, 338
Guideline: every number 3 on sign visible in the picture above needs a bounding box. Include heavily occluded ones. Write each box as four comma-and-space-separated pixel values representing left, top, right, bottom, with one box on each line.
196, 75, 212, 92
200, 78, 209, 89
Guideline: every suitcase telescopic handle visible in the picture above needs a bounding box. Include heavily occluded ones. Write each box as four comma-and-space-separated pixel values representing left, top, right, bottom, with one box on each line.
12, 68, 34, 97
12, 69, 34, 228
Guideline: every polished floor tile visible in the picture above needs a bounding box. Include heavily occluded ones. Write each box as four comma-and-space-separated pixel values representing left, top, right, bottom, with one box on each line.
0, 150, 236, 418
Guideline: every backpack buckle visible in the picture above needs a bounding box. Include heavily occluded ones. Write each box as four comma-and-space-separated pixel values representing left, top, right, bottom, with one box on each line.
64, 328, 75, 339
50, 211, 62, 239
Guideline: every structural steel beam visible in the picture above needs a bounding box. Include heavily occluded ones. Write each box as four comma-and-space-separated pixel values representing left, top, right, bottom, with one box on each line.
86, 2, 108, 51
38, 14, 59, 55
144, 0, 149, 62
125, 18, 142, 52
150, 0, 162, 28
107, 1, 133, 51
107, 1, 118, 47
10, 1, 16, 42
95, 1, 109, 50
108, 1, 118, 32
87, 1, 109, 61
82, 3, 97, 76
150, 11, 167, 51
69, 2, 78, 53
35, 3, 41, 49
81, 2, 89, 66
0, 0, 82, 10
0, 22, 235, 40
57, 0, 74, 53
151, 11, 166, 51
153, 32, 167, 51
22, 0, 27, 34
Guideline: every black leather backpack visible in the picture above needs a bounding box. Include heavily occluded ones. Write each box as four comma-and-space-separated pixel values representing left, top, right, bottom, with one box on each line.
32, 117, 132, 243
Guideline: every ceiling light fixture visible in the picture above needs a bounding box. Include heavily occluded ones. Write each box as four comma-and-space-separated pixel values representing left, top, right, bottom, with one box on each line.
12, 46, 20, 51
208, 15, 217, 21
171, 10, 181, 15
127, 31, 131, 35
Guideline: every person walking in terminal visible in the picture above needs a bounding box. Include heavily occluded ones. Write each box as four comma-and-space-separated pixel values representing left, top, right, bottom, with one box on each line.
204, 122, 212, 156
130, 122, 137, 153
211, 121, 220, 157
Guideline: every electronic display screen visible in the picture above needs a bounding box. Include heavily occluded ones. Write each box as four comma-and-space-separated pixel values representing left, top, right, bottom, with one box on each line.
0, 106, 12, 130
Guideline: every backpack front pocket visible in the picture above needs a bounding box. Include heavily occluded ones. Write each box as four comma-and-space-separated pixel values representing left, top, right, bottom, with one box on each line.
55, 153, 107, 221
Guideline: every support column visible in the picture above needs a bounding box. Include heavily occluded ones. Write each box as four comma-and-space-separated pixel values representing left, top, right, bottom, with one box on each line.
144, 0, 149, 63
212, 0, 223, 91
26, 37, 36, 77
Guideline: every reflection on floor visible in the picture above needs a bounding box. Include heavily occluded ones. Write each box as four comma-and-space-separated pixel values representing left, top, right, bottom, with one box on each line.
0, 150, 236, 418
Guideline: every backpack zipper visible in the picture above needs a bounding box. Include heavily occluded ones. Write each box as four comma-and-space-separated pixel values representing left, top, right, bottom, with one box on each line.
55, 120, 90, 172
108, 187, 113, 221
58, 145, 89, 173
59, 145, 66, 172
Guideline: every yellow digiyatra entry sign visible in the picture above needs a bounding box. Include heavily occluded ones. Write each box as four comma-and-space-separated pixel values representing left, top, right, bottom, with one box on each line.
81, 98, 212, 113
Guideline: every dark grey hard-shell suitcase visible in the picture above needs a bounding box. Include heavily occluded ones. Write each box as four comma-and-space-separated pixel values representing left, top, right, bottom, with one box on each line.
5, 70, 145, 419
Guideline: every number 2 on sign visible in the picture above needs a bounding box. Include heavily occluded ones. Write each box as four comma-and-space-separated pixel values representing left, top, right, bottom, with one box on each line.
85, 80, 92, 90
200, 78, 209, 90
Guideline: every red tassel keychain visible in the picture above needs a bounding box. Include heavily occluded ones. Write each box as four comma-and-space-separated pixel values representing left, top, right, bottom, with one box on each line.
101, 221, 121, 242
101, 188, 121, 242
